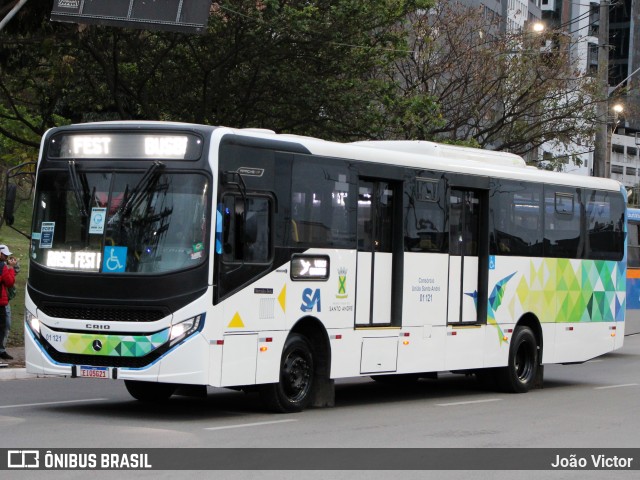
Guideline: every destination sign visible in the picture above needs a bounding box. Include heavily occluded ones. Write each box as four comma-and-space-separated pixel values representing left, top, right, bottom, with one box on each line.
46, 250, 102, 271
48, 133, 203, 160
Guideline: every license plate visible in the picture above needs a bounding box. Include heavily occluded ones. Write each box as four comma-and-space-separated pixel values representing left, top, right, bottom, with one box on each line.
79, 366, 109, 379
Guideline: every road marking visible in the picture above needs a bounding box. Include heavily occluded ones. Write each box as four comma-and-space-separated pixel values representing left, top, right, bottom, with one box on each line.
437, 398, 502, 407
0, 398, 108, 409
594, 383, 638, 390
205, 419, 298, 431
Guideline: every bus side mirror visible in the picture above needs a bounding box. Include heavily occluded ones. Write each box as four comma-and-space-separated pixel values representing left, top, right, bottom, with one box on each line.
3, 183, 17, 226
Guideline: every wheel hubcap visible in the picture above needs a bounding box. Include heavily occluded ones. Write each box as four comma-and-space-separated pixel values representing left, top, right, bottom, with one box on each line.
515, 342, 533, 382
283, 351, 311, 401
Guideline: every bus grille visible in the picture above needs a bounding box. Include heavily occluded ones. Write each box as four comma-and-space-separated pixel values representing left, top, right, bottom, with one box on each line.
39, 304, 168, 322
41, 341, 170, 369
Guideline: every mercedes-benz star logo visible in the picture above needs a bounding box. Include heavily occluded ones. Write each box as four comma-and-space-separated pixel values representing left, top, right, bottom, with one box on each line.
92, 339, 103, 352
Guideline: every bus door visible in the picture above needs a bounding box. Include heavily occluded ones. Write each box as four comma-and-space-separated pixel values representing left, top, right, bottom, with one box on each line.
447, 188, 488, 324
356, 179, 396, 325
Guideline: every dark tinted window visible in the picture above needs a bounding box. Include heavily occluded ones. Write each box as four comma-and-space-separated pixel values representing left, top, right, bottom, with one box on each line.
491, 181, 623, 260
489, 180, 543, 256
290, 158, 356, 248
220, 195, 272, 264
404, 176, 448, 253
450, 189, 480, 256
544, 187, 582, 258
584, 189, 624, 260
629, 222, 640, 267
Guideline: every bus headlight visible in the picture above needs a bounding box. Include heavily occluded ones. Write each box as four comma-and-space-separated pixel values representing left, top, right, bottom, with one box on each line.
169, 314, 203, 346
25, 309, 41, 338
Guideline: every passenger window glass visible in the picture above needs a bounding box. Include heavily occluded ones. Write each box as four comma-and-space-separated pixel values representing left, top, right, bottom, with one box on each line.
489, 180, 543, 256
290, 158, 355, 247
221, 195, 271, 264
544, 187, 581, 258
584, 189, 624, 261
404, 177, 448, 253
629, 224, 640, 267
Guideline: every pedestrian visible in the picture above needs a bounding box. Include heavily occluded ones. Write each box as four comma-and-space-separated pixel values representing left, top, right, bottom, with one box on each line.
0, 244, 17, 360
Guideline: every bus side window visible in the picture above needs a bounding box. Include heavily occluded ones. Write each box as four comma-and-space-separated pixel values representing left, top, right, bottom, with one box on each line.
221, 194, 272, 264
290, 158, 356, 248
404, 177, 447, 253
584, 189, 624, 261
544, 188, 581, 258
244, 197, 270, 263
629, 224, 640, 267
489, 180, 543, 257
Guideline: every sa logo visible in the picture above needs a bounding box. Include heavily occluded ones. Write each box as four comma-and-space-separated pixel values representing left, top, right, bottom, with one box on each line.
300, 288, 321, 312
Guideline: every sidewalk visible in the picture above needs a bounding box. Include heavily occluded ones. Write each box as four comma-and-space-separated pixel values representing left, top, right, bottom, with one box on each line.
0, 346, 35, 380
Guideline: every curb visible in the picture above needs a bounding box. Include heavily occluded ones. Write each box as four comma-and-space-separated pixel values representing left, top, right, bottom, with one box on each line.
0, 367, 37, 381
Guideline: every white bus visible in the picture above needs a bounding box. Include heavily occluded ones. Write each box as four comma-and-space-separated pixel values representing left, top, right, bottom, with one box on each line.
21, 122, 626, 412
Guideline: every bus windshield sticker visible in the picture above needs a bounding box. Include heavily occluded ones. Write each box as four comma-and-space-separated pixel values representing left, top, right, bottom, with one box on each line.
40, 222, 55, 249
102, 246, 127, 273
89, 208, 107, 234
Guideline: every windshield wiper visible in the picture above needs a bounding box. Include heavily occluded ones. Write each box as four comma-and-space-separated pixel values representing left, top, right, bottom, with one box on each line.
118, 161, 165, 216
68, 160, 88, 217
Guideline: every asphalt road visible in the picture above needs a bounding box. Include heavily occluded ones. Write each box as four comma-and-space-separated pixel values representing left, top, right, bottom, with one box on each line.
1, 335, 639, 479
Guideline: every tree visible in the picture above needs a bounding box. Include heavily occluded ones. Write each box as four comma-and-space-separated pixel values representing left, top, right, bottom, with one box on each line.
383, 2, 600, 163
0, 0, 434, 165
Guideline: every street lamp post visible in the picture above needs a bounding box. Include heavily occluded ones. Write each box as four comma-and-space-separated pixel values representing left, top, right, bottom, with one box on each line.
605, 104, 624, 179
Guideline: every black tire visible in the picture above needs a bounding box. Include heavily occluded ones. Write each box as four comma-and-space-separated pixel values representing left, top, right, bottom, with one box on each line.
496, 326, 538, 393
260, 333, 315, 413
124, 380, 176, 402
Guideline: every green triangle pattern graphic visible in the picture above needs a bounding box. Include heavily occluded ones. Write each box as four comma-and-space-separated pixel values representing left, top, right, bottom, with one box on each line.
510, 258, 625, 324
63, 329, 171, 356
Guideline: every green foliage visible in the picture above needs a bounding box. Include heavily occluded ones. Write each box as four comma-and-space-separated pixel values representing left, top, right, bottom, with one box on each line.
1, 0, 435, 146
0, 0, 601, 168
0, 195, 32, 348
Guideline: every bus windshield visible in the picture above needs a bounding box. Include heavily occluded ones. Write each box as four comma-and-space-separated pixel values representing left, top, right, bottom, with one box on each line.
31, 170, 209, 274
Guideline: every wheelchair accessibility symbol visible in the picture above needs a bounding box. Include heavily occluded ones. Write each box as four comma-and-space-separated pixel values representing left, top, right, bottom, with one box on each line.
103, 246, 127, 273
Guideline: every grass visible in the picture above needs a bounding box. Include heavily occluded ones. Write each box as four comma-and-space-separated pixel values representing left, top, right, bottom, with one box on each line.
1, 197, 33, 348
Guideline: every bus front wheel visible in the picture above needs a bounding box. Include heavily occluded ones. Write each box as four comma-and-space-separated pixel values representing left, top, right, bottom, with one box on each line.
124, 380, 176, 402
260, 333, 315, 413
496, 326, 538, 393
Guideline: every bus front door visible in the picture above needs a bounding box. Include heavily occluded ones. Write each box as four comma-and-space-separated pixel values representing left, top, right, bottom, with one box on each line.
356, 180, 395, 326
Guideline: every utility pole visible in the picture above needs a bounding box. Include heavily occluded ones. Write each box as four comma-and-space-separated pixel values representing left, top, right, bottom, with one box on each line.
593, 0, 610, 178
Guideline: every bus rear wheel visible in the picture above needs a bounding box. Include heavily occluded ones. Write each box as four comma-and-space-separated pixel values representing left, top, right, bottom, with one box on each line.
496, 326, 538, 393
124, 380, 176, 402
260, 333, 315, 413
